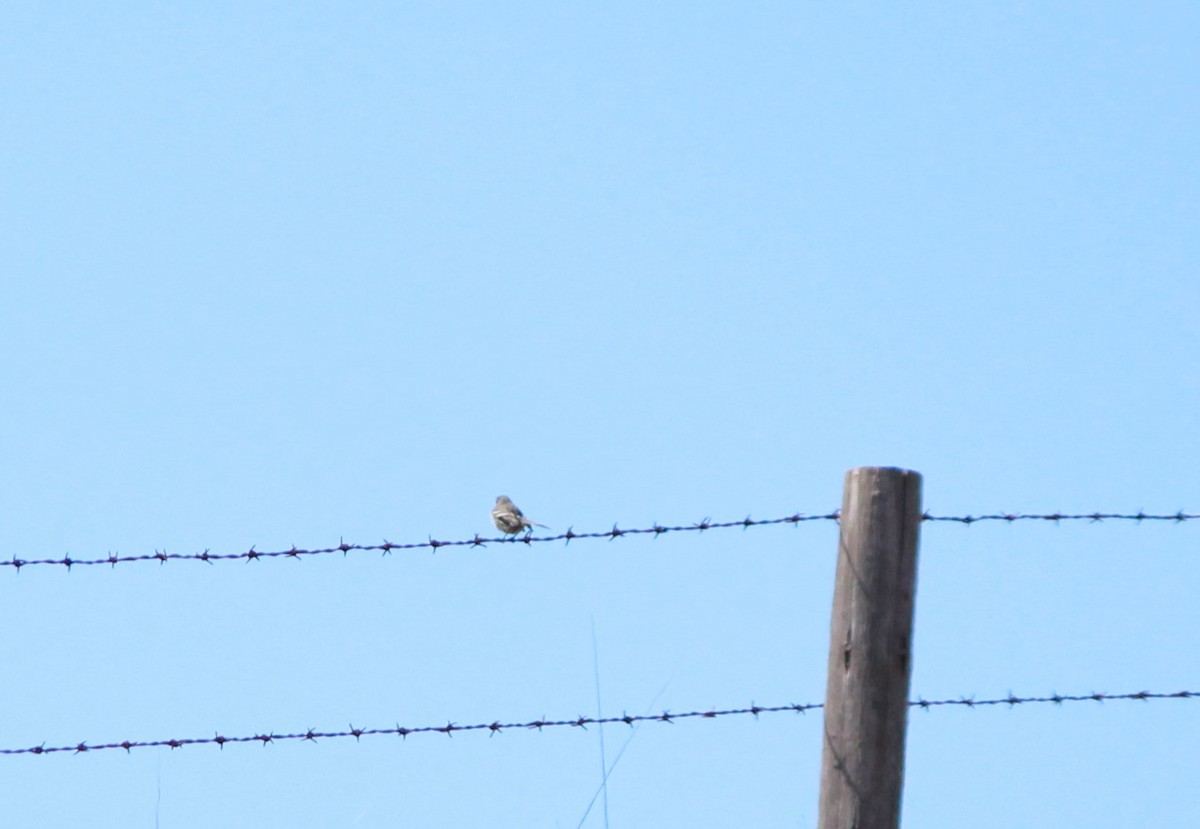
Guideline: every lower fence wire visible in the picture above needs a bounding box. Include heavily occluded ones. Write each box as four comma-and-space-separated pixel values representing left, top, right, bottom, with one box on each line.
3, 689, 1194, 757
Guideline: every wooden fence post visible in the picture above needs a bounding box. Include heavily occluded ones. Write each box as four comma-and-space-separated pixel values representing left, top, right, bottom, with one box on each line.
817, 466, 923, 829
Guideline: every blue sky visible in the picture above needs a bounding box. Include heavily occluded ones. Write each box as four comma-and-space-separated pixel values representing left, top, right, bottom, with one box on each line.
2, 2, 1197, 826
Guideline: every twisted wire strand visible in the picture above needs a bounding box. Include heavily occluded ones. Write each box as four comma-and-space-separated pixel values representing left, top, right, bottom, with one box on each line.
3, 513, 839, 571
4, 690, 1194, 757
4, 509, 1195, 572
921, 511, 1197, 524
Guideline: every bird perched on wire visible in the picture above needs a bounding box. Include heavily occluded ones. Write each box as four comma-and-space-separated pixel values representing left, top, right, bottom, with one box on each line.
492, 495, 549, 535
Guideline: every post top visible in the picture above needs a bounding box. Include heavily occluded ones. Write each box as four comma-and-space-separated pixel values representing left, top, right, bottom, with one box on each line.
845, 465, 921, 478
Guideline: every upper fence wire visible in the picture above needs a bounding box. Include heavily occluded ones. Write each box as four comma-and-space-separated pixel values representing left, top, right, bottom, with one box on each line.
4, 510, 1196, 571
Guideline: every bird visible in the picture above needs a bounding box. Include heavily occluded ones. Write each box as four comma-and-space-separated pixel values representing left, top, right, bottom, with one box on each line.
492, 495, 549, 535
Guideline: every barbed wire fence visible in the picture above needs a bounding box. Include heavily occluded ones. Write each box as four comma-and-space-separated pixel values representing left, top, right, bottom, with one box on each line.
2, 485, 1196, 780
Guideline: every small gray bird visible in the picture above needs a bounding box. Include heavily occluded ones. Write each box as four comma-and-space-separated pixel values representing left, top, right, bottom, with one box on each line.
492, 495, 549, 535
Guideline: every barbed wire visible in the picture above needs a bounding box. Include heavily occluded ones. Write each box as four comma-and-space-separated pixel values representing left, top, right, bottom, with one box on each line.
921, 511, 1198, 524
3, 509, 1194, 572
2, 689, 1192, 757
0, 512, 839, 571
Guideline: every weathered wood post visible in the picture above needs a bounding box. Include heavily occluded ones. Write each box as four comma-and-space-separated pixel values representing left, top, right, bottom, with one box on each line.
818, 467, 922, 829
